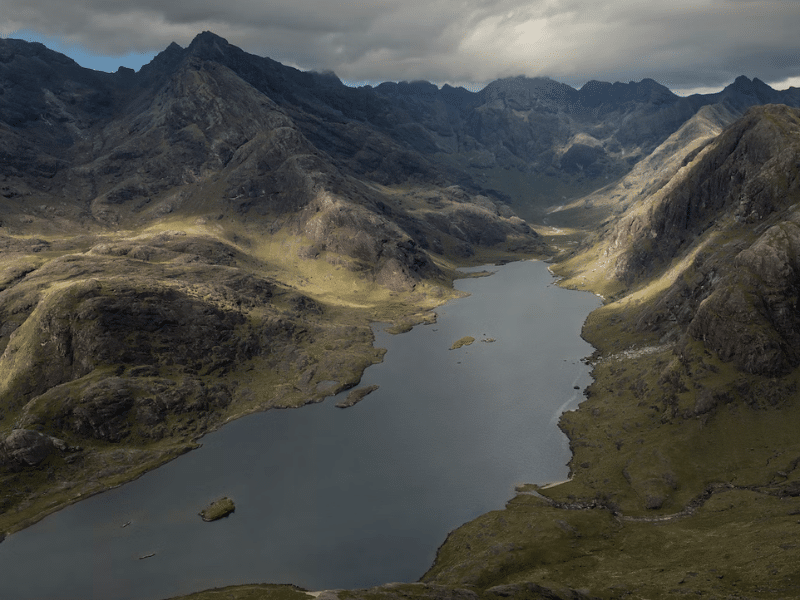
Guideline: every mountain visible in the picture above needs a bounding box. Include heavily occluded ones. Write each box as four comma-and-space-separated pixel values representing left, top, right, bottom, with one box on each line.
346, 72, 800, 221
447, 103, 800, 599
3, 31, 800, 600
0, 33, 538, 265
0, 32, 543, 533
567, 104, 800, 375
5, 32, 800, 226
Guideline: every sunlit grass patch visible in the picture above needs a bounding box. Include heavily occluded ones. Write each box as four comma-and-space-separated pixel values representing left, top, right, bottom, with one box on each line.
199, 497, 235, 521
450, 336, 475, 350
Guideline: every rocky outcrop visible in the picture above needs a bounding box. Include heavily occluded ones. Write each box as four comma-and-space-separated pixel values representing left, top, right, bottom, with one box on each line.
485, 582, 599, 600
0, 256, 279, 399
450, 336, 476, 350
686, 221, 800, 375
335, 385, 380, 408
601, 105, 800, 375
0, 229, 334, 454
0, 428, 75, 471
199, 496, 235, 521
611, 104, 800, 283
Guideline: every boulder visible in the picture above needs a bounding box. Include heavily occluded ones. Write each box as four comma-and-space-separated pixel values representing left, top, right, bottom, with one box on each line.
0, 429, 67, 470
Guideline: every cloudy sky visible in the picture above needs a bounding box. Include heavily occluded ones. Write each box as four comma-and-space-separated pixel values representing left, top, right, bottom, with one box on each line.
2, 0, 800, 94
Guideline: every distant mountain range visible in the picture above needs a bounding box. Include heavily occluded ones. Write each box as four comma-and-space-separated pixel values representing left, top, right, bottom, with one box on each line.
3, 31, 800, 224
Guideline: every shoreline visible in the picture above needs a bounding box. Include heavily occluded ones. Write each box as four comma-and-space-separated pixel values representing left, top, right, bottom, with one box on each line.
540, 478, 572, 490
3, 253, 588, 600
0, 252, 542, 540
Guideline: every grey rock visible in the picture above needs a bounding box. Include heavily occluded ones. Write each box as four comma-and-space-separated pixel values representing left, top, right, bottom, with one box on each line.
486, 582, 598, 599
335, 385, 380, 408
0, 428, 67, 469
606, 105, 800, 375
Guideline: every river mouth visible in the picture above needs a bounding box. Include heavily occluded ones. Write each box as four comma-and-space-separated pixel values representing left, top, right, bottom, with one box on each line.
0, 260, 600, 600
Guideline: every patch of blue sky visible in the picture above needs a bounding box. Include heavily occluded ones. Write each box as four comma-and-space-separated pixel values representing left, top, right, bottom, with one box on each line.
3, 28, 157, 73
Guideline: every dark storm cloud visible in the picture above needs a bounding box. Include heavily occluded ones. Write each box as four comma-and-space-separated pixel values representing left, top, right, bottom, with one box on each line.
3, 0, 799, 91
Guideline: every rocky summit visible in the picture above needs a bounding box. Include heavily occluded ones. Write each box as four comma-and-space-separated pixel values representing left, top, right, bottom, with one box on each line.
2, 30, 800, 600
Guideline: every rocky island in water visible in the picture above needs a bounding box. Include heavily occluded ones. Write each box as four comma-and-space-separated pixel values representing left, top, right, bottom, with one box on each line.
199, 497, 236, 522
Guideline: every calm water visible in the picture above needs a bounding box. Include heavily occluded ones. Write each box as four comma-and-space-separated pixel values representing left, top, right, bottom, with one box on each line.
0, 260, 600, 600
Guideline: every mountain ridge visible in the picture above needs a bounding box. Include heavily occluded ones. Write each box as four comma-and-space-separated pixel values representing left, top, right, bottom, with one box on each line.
6, 31, 800, 221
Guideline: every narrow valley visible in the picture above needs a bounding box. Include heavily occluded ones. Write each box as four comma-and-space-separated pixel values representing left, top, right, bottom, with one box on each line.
1, 32, 800, 600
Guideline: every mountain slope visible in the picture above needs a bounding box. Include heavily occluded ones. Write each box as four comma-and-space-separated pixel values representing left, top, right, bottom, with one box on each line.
0, 33, 542, 534
569, 104, 800, 375
2, 35, 548, 282
420, 103, 800, 599
547, 102, 740, 226
128, 34, 800, 219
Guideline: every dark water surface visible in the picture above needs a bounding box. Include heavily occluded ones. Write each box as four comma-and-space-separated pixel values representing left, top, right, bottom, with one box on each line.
0, 260, 600, 600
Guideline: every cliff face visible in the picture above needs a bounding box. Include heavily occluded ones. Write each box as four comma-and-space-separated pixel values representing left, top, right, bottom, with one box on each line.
688, 220, 800, 374
598, 105, 800, 375
611, 105, 800, 280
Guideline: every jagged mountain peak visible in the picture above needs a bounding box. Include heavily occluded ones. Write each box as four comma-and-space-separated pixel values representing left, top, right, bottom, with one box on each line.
717, 75, 779, 107
186, 30, 235, 60
577, 78, 676, 106
164, 41, 184, 53
0, 37, 85, 71
482, 75, 576, 95
144, 31, 233, 65
138, 40, 186, 78
0, 36, 107, 82
138, 32, 242, 79
375, 79, 441, 97
728, 74, 770, 90
479, 74, 680, 111
491, 74, 569, 87
308, 69, 345, 87
190, 30, 230, 46
479, 75, 577, 109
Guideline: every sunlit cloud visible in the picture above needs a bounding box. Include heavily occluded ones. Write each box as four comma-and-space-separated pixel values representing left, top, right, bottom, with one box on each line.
2, 0, 798, 90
